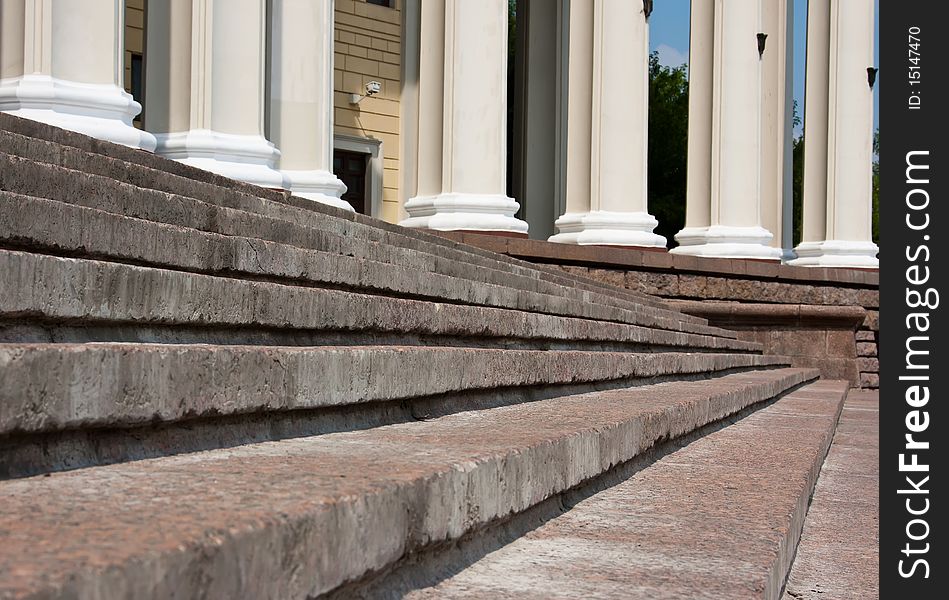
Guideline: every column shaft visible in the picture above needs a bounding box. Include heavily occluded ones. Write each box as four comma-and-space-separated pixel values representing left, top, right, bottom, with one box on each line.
151, 0, 283, 189
799, 0, 830, 246
760, 0, 793, 257
562, 0, 593, 217
550, 0, 664, 247
672, 0, 781, 259
144, 0, 193, 135
0, 0, 155, 149
680, 0, 714, 233
270, 0, 348, 209
413, 0, 445, 199
401, 0, 526, 233
791, 0, 878, 267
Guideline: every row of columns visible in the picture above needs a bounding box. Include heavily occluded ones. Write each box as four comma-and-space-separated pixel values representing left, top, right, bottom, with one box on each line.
790, 0, 878, 267
1, 0, 878, 268
0, 0, 349, 210
401, 0, 877, 267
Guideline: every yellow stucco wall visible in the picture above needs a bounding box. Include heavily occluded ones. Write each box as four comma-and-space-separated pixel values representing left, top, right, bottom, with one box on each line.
334, 0, 402, 223
124, 0, 144, 95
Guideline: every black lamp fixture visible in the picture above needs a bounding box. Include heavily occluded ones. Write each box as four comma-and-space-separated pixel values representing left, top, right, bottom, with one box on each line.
757, 33, 768, 57
644, 0, 653, 19
867, 67, 879, 89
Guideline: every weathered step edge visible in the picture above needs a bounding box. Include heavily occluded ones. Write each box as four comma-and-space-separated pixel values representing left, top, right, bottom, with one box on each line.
0, 153, 720, 337
0, 250, 760, 352
0, 190, 736, 340
378, 379, 850, 600
0, 116, 684, 318
0, 368, 816, 599
0, 345, 787, 436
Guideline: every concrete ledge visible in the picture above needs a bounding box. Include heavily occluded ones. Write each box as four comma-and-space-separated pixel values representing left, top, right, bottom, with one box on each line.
435, 231, 880, 287
400, 379, 848, 600
0, 368, 815, 599
673, 301, 867, 328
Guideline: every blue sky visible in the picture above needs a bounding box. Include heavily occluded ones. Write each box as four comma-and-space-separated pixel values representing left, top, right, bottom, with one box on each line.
650, 0, 880, 138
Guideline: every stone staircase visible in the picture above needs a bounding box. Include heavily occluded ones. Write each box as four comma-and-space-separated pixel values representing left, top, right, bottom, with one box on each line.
0, 113, 857, 598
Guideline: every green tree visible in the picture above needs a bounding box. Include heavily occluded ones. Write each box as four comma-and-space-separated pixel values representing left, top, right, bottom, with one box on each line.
792, 135, 804, 247
647, 52, 689, 247
872, 128, 879, 244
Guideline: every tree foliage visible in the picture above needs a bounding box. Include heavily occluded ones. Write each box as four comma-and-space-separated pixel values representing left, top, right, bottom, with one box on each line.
647, 51, 689, 247
792, 135, 804, 247
872, 129, 879, 244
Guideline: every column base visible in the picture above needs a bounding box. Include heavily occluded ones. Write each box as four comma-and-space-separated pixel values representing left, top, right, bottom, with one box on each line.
400, 193, 529, 234
0, 74, 155, 150
282, 169, 353, 211
787, 240, 879, 268
548, 211, 667, 248
155, 129, 284, 189
670, 225, 783, 260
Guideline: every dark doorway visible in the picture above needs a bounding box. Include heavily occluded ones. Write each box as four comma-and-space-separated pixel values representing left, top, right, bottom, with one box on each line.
333, 150, 369, 215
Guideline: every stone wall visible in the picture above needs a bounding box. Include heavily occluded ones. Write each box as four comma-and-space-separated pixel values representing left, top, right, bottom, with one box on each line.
437, 233, 880, 389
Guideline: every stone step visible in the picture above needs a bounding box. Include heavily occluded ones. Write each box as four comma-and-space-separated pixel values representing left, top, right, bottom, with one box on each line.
0, 344, 787, 478
0, 155, 736, 340
386, 379, 848, 600
0, 115, 682, 318
0, 368, 816, 599
0, 190, 736, 340
782, 390, 879, 600
0, 250, 759, 353
0, 131, 704, 327
1, 344, 786, 436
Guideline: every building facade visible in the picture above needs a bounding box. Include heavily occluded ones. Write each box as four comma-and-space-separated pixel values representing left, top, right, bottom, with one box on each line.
0, 0, 878, 268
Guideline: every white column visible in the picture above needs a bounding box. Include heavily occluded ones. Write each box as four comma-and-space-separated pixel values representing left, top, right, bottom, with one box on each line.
760, 0, 794, 259
550, 0, 665, 247
144, 0, 192, 137
270, 0, 348, 209
408, 0, 445, 202
549, 0, 593, 242
672, 0, 781, 260
671, 0, 714, 249
790, 0, 878, 267
793, 0, 829, 259
150, 0, 283, 189
400, 0, 527, 234
0, 0, 155, 150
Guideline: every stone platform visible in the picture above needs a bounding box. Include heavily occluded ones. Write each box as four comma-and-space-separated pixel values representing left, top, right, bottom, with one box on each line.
0, 113, 878, 598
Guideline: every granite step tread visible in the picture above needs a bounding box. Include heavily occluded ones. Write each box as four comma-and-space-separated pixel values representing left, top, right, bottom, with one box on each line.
400, 379, 848, 600
0, 343, 787, 437
0, 190, 736, 340
781, 390, 879, 600
0, 367, 816, 600
0, 153, 720, 337
0, 249, 760, 352
0, 116, 682, 317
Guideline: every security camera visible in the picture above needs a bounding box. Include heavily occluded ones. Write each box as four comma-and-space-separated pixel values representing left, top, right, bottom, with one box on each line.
350, 81, 383, 105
